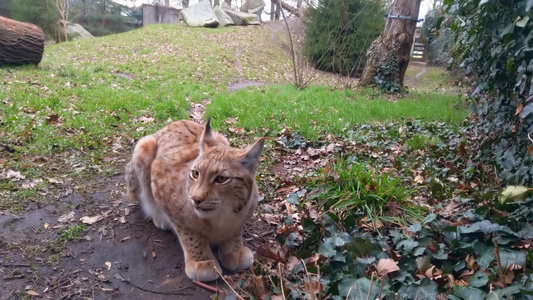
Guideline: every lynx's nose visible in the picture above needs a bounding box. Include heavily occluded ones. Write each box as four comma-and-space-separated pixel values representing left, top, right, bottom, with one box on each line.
190, 195, 204, 205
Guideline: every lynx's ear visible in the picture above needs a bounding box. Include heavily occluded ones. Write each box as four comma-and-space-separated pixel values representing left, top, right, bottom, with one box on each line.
241, 137, 265, 173
199, 117, 218, 154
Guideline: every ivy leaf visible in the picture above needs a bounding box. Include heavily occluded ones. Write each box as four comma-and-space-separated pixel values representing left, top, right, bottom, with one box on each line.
479, 220, 500, 235
318, 239, 335, 258
397, 239, 419, 252
423, 213, 437, 225
338, 277, 378, 299
286, 193, 299, 205
499, 249, 526, 268
498, 185, 531, 204
453, 286, 487, 300
407, 223, 422, 233
528, 0, 533, 12
468, 271, 489, 288
516, 16, 530, 27
472, 241, 495, 270
406, 278, 437, 300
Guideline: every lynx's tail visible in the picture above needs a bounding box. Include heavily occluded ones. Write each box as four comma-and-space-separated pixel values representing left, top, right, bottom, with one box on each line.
125, 135, 157, 203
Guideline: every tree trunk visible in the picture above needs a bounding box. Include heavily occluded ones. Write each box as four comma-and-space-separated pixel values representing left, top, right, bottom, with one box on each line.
0, 16, 45, 66
359, 0, 421, 88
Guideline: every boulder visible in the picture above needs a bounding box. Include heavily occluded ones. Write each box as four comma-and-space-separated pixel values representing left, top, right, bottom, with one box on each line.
213, 6, 234, 27
225, 10, 260, 25
221, 1, 232, 11
245, 0, 265, 16
181, 0, 219, 27
66, 23, 93, 40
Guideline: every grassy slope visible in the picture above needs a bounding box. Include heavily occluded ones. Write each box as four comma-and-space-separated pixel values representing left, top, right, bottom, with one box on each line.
0, 23, 465, 211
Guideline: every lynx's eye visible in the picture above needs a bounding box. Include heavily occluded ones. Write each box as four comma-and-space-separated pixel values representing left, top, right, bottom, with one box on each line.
214, 175, 230, 184
190, 170, 199, 180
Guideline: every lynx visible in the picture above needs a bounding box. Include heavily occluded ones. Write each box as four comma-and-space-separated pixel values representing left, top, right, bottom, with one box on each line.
125, 118, 265, 282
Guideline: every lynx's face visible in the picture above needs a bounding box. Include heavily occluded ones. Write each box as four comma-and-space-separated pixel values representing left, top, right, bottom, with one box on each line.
187, 149, 257, 219
186, 118, 265, 219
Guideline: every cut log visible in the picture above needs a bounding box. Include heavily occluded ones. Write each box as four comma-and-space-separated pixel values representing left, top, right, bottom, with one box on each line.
0, 16, 45, 66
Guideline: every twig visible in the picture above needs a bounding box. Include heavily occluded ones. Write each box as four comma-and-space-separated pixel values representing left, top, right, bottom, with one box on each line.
117, 272, 193, 295
278, 262, 287, 300
301, 259, 315, 300
193, 280, 226, 295
366, 271, 375, 300
213, 267, 244, 300
378, 276, 385, 299
279, 3, 299, 88
493, 232, 506, 285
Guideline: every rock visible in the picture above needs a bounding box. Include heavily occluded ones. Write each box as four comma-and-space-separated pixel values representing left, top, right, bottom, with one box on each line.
244, 0, 265, 16
181, 0, 219, 28
213, 6, 234, 27
66, 23, 94, 40
225, 10, 260, 25
221, 1, 232, 10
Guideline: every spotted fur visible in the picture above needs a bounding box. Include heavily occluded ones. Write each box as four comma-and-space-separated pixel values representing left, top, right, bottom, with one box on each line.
125, 119, 265, 282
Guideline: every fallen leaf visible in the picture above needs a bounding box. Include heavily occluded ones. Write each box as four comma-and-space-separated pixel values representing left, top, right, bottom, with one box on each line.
47, 177, 63, 185
46, 113, 60, 125
105, 261, 111, 270
376, 258, 400, 277
44, 223, 49, 229
4, 170, 25, 181
119, 216, 127, 224
516, 103, 524, 115
151, 250, 156, 259
286, 255, 300, 272
414, 175, 425, 184
244, 274, 265, 299
26, 290, 39, 296
58, 212, 76, 223
80, 215, 104, 225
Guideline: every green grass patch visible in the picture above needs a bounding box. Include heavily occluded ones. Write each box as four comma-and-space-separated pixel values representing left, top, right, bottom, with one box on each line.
315, 156, 426, 227
208, 85, 466, 140
59, 223, 87, 242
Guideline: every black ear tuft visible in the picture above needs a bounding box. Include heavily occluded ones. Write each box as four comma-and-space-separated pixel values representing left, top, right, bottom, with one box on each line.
199, 116, 216, 153
205, 116, 212, 135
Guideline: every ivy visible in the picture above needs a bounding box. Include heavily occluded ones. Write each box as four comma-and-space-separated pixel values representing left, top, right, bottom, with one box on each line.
445, 0, 533, 185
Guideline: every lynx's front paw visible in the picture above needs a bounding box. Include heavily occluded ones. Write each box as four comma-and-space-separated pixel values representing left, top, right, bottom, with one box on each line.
185, 259, 221, 282
220, 246, 254, 271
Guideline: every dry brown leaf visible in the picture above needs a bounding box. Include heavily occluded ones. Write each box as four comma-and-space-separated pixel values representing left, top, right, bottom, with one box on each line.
376, 258, 400, 277
244, 274, 265, 299
516, 103, 524, 115
80, 215, 104, 225
465, 254, 478, 270
286, 255, 300, 272
58, 212, 76, 223
414, 175, 425, 184
26, 290, 39, 296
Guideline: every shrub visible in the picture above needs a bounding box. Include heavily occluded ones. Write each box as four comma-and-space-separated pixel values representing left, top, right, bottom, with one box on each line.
303, 0, 385, 76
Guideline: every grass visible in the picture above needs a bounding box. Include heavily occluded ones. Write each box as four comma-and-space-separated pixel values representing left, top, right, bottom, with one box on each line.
208, 84, 466, 140
0, 22, 466, 218
315, 156, 426, 227
59, 223, 87, 242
